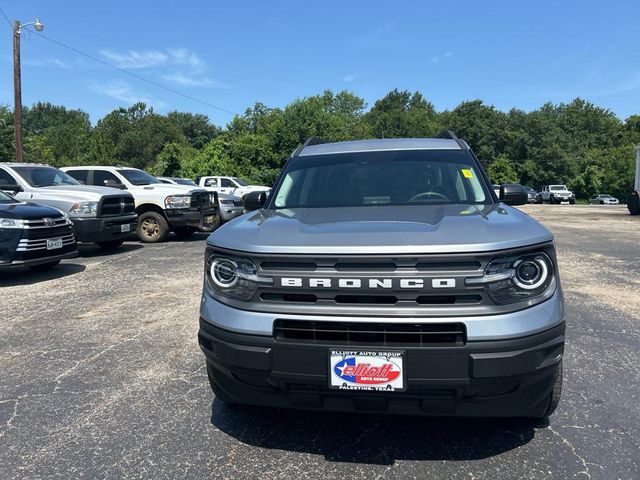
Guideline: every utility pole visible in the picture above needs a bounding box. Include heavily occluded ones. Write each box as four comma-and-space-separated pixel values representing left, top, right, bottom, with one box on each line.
11, 17, 43, 163
13, 20, 23, 162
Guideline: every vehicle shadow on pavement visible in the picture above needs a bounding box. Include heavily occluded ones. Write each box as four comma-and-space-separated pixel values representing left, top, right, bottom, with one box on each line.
77, 243, 143, 258
210, 399, 536, 464
0, 262, 86, 286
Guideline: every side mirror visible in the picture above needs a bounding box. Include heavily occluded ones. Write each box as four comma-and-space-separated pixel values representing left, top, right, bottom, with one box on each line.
500, 184, 528, 206
244, 191, 267, 211
1, 184, 23, 194
104, 180, 127, 190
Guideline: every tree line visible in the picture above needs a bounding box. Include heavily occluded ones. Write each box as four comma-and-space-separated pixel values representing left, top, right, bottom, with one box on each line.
1, 89, 638, 200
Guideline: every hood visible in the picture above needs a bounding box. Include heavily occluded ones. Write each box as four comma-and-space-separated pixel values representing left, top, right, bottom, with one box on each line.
38, 185, 132, 201
208, 204, 553, 255
0, 201, 64, 220
132, 183, 207, 195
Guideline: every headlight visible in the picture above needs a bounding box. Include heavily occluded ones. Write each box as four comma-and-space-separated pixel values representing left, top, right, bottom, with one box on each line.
206, 251, 271, 301
165, 195, 191, 209
0, 218, 25, 229
69, 202, 98, 216
467, 251, 555, 305
220, 199, 234, 205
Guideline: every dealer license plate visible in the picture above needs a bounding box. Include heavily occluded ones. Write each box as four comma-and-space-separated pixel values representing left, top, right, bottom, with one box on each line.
121, 224, 131, 233
329, 350, 404, 391
46, 238, 63, 250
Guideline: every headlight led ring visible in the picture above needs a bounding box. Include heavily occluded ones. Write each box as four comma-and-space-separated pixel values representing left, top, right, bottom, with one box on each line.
210, 257, 239, 288
513, 256, 548, 290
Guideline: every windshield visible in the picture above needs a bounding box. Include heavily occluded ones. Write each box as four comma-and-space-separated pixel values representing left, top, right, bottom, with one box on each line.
12, 166, 80, 187
173, 178, 197, 186
0, 190, 16, 203
119, 169, 160, 186
232, 177, 249, 186
272, 150, 491, 208
550, 185, 568, 190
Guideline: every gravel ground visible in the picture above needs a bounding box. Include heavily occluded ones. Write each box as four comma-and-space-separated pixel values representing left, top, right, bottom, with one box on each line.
0, 204, 638, 479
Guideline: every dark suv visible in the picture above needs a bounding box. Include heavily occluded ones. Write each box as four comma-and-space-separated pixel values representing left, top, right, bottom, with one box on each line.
0, 190, 77, 271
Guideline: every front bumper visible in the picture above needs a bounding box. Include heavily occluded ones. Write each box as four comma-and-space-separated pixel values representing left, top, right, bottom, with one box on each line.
166, 207, 218, 230
0, 250, 78, 269
219, 206, 244, 222
198, 319, 564, 417
71, 215, 137, 243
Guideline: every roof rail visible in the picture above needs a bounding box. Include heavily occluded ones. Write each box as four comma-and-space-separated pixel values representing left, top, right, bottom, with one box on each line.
437, 130, 469, 151
302, 136, 327, 148
290, 136, 328, 159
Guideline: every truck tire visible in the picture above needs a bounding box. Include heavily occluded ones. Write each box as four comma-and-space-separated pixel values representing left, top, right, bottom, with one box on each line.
173, 227, 197, 238
96, 239, 124, 249
136, 211, 170, 243
28, 260, 61, 272
569, 198, 575, 205
628, 191, 640, 215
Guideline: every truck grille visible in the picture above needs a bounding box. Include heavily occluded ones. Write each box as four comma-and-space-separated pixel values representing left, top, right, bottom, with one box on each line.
274, 320, 466, 346
99, 195, 135, 216
191, 191, 213, 209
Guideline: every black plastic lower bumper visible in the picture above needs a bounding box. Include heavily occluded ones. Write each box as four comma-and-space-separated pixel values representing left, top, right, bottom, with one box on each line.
198, 319, 564, 417
72, 215, 137, 243
166, 207, 218, 230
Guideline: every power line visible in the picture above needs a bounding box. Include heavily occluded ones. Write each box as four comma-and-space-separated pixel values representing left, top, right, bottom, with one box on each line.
31, 31, 240, 116
0, 11, 240, 117
0, 6, 12, 28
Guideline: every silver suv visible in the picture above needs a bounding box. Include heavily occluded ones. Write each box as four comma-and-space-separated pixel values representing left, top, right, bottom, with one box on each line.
198, 133, 565, 421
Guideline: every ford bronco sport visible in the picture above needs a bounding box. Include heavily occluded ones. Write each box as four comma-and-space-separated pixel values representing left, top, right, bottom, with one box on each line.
198, 133, 565, 420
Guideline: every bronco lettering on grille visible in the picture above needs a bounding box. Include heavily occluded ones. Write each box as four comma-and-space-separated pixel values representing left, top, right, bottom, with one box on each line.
279, 277, 456, 289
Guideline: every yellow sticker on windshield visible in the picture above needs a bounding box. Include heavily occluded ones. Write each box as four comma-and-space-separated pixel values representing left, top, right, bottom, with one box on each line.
461, 169, 473, 179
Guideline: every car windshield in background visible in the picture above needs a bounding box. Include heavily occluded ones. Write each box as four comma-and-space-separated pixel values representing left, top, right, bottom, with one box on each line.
273, 150, 490, 208
173, 178, 197, 186
550, 185, 568, 190
0, 190, 16, 203
232, 177, 248, 186
119, 169, 160, 186
600, 194, 612, 198
12, 167, 80, 187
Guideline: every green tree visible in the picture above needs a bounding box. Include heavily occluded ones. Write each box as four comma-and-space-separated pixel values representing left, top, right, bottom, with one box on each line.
365, 89, 439, 138
150, 142, 198, 177
485, 155, 518, 184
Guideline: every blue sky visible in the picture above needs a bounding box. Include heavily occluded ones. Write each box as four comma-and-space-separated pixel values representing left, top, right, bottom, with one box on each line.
1, 0, 639, 126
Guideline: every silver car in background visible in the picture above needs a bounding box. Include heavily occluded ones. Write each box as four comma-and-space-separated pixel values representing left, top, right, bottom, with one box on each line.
588, 194, 619, 205
157, 177, 244, 222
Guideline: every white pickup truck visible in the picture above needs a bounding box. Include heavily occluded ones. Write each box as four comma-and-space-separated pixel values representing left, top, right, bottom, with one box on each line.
0, 162, 137, 249
197, 176, 270, 199
62, 166, 218, 242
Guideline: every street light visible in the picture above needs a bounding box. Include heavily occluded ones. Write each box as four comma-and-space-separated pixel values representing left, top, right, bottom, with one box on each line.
13, 17, 44, 162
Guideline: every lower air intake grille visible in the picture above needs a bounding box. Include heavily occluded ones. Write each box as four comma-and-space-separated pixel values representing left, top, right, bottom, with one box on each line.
273, 320, 466, 346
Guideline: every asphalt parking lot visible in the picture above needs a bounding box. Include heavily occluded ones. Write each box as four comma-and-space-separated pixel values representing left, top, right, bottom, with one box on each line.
1, 205, 638, 479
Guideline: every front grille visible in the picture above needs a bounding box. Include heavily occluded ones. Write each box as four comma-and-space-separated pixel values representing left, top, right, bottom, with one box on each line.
99, 195, 135, 216
233, 199, 244, 207
23, 225, 72, 240
273, 320, 466, 346
190, 191, 212, 209
23, 217, 67, 229
17, 233, 75, 251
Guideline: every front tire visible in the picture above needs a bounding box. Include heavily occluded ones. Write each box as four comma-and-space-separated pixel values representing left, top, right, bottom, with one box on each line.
136, 211, 170, 243
28, 260, 61, 272
536, 362, 563, 422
